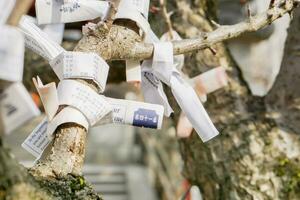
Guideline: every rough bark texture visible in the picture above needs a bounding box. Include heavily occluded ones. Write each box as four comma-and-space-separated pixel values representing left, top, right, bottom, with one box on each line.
168, 0, 300, 199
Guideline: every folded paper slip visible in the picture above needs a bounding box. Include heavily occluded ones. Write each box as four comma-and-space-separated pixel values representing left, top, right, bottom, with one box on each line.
19, 15, 65, 61
152, 42, 219, 142
0, 25, 24, 82
50, 51, 109, 93
0, 83, 41, 135
36, 0, 109, 24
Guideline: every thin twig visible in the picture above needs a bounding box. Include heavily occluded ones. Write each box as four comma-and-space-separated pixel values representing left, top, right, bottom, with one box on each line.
104, 0, 121, 30
159, 0, 174, 39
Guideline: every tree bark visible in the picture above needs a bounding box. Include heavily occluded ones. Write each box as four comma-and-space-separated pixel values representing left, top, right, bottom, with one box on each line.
169, 0, 300, 199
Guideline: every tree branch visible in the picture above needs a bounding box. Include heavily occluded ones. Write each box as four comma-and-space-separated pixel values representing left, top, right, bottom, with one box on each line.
6, 0, 33, 26
129, 0, 298, 60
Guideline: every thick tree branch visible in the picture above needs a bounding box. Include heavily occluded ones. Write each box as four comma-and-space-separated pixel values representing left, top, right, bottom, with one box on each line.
6, 0, 33, 26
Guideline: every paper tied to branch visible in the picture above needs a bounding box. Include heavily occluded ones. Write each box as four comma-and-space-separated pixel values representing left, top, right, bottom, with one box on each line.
50, 51, 109, 93
97, 97, 164, 129
160, 31, 185, 72
35, 0, 109, 24
0, 25, 24, 82
0, 83, 41, 135
151, 42, 219, 142
116, 0, 151, 83
18, 15, 65, 61
0, 0, 15, 25
57, 80, 112, 126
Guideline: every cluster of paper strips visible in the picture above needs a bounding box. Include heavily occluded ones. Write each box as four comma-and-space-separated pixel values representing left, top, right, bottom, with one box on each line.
0, 1, 41, 135
13, 0, 229, 157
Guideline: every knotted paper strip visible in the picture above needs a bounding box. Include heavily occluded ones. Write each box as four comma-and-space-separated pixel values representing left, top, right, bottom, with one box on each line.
50, 51, 109, 93
36, 0, 109, 24
152, 42, 219, 142
0, 83, 41, 135
0, 26, 24, 82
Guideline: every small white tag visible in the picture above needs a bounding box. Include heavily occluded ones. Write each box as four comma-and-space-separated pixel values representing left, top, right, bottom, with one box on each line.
0, 0, 15, 25
33, 77, 59, 121
126, 60, 141, 83
21, 118, 51, 158
50, 51, 109, 93
19, 15, 64, 61
35, 0, 109, 24
0, 26, 24, 82
0, 83, 41, 135
98, 98, 164, 129
57, 80, 112, 126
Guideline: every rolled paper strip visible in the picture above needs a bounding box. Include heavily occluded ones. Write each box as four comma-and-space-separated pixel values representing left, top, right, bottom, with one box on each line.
160, 31, 185, 71
0, 83, 41, 135
57, 80, 112, 126
115, 0, 151, 38
35, 0, 110, 24
46, 106, 89, 139
193, 66, 228, 98
0, 0, 15, 25
176, 112, 193, 138
0, 25, 24, 82
97, 97, 164, 129
19, 15, 64, 61
50, 51, 109, 93
33, 77, 59, 121
22, 118, 51, 158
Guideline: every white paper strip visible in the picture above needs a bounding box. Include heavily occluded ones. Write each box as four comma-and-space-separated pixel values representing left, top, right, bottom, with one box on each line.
152, 42, 219, 142
126, 60, 141, 83
33, 77, 59, 120
97, 97, 164, 129
50, 51, 109, 93
18, 15, 65, 61
21, 118, 51, 158
117, 0, 150, 19
0, 83, 41, 135
0, 26, 24, 82
57, 80, 112, 125
41, 23, 65, 44
36, 0, 109, 24
0, 0, 16, 25
47, 106, 89, 138
192, 67, 228, 102
141, 64, 174, 116
160, 31, 185, 71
